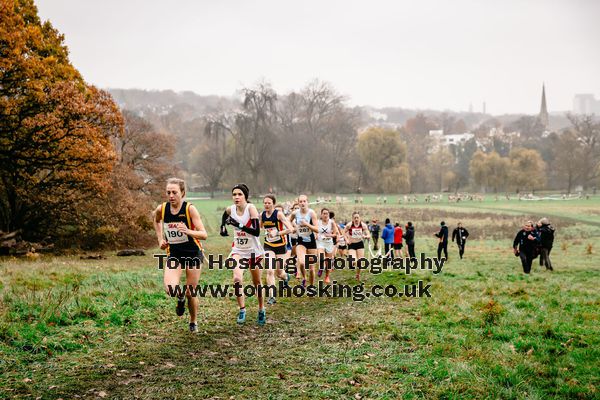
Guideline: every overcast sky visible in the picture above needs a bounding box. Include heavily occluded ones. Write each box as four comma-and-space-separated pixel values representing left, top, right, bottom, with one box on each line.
36, 0, 600, 115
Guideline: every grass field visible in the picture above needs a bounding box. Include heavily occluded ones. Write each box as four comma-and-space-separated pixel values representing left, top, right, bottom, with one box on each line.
1, 196, 599, 399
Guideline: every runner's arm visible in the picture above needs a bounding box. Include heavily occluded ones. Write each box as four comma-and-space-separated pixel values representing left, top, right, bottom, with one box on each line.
153, 204, 166, 247
277, 210, 294, 235
220, 207, 231, 236
306, 210, 319, 233
178, 205, 207, 240
235, 205, 261, 236
331, 219, 340, 238
362, 222, 371, 239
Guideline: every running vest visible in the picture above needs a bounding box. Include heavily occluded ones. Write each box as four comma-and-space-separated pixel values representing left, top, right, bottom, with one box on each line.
229, 204, 263, 255
261, 209, 286, 247
162, 201, 202, 255
294, 209, 315, 241
348, 222, 364, 243
317, 219, 334, 242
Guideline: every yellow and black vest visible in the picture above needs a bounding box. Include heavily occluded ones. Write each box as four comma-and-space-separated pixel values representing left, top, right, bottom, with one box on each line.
162, 201, 202, 255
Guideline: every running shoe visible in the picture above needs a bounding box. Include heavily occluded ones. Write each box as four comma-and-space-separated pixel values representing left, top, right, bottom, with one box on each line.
317, 268, 323, 277
176, 297, 186, 316
301, 278, 306, 287
324, 275, 331, 284
267, 296, 276, 305
257, 309, 266, 326
189, 322, 198, 333
237, 308, 246, 324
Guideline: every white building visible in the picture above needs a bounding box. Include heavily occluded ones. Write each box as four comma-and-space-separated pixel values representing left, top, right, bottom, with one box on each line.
428, 130, 474, 147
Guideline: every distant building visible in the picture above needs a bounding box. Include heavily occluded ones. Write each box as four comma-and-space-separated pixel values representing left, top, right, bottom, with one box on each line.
442, 133, 474, 146
573, 94, 600, 114
538, 84, 549, 129
428, 130, 474, 151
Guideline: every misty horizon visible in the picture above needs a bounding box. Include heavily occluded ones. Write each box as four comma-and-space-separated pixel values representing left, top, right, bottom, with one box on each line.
36, 0, 600, 115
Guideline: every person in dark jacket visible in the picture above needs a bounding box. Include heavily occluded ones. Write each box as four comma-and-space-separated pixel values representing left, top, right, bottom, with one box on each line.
452, 222, 470, 259
370, 219, 381, 250
537, 217, 555, 271
393, 222, 404, 258
434, 221, 449, 260
403, 222, 415, 259
513, 221, 541, 274
381, 218, 395, 265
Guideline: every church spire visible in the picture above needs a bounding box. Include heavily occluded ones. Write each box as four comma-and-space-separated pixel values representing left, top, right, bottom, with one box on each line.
539, 83, 549, 129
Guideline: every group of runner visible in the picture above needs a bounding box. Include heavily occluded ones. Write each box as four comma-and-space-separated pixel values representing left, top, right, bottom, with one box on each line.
153, 180, 374, 330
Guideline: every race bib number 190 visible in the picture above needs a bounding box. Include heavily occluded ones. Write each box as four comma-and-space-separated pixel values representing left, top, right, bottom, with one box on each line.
164, 222, 188, 244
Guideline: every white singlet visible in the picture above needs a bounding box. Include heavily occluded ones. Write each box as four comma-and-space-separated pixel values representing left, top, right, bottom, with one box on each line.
229, 204, 264, 258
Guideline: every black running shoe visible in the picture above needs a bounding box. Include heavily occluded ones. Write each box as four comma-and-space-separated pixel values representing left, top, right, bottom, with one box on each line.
189, 322, 198, 333
176, 297, 186, 316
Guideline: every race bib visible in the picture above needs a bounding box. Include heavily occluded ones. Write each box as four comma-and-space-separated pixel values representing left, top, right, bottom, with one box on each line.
265, 228, 281, 243
351, 228, 363, 239
298, 226, 311, 237
164, 222, 189, 244
318, 231, 332, 242
234, 230, 252, 250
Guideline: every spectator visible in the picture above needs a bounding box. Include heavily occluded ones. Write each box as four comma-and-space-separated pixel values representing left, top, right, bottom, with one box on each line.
513, 221, 541, 274
370, 219, 381, 250
393, 222, 404, 258
537, 218, 555, 271
451, 222, 470, 259
434, 221, 449, 260
381, 218, 395, 265
403, 222, 415, 259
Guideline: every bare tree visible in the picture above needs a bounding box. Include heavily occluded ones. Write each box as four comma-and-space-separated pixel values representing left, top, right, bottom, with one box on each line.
232, 83, 278, 190
567, 114, 600, 190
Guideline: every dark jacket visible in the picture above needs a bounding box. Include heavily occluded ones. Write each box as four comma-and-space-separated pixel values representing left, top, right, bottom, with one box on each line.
452, 227, 469, 246
370, 223, 380, 237
538, 224, 555, 249
435, 225, 449, 243
403, 226, 415, 245
513, 229, 541, 254
381, 224, 395, 244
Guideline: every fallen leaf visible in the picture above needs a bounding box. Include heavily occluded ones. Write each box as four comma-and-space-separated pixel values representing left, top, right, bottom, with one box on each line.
526, 348, 534, 356
23, 378, 32, 383
98, 391, 107, 398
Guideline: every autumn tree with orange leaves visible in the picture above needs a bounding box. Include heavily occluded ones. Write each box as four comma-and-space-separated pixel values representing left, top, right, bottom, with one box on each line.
0, 0, 166, 247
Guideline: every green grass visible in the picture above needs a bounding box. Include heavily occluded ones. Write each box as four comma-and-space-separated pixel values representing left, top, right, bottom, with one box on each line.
1, 200, 599, 399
